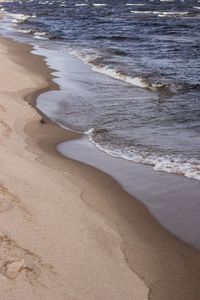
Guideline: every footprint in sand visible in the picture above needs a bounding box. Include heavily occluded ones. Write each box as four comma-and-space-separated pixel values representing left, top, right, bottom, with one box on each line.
0, 197, 13, 213
0, 183, 31, 218
0, 120, 11, 139
0, 233, 55, 284
2, 259, 25, 280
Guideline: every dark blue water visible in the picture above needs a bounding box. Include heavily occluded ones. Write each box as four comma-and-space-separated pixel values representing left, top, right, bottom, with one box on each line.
1, 0, 200, 179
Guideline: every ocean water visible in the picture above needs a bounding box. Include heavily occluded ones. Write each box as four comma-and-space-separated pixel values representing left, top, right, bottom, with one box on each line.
1, 0, 200, 180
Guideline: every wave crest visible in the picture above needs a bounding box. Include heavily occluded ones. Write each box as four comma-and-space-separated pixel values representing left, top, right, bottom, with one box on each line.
71, 51, 169, 91
88, 135, 200, 181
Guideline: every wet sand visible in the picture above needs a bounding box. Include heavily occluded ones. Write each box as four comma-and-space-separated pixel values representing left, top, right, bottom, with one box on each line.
58, 136, 200, 249
0, 36, 200, 300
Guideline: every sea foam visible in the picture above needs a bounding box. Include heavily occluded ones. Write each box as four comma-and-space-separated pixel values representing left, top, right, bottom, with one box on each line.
70, 51, 167, 91
86, 129, 200, 181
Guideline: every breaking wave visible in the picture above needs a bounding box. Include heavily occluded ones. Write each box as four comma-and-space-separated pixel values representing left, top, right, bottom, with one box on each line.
9, 13, 35, 23
130, 10, 190, 17
71, 51, 169, 91
85, 129, 200, 181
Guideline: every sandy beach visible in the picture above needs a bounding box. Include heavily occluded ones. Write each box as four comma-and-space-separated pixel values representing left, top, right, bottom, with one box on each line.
0, 36, 200, 300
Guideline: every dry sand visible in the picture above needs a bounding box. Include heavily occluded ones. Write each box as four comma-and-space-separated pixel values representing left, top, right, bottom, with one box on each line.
0, 37, 200, 300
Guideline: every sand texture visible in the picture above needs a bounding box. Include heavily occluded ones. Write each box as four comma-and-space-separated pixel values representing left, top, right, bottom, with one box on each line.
0, 37, 199, 300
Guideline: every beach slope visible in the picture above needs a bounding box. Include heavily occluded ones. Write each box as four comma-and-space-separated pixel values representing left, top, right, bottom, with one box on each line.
0, 38, 148, 299
0, 37, 200, 300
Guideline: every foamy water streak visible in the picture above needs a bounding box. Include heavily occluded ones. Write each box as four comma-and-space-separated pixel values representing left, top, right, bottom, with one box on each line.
126, 3, 145, 6
160, 0, 175, 2
91, 66, 150, 88
130, 10, 189, 16
93, 3, 107, 7
70, 51, 166, 90
15, 28, 33, 34
33, 31, 49, 40
85, 129, 200, 181
75, 3, 88, 6
9, 13, 35, 23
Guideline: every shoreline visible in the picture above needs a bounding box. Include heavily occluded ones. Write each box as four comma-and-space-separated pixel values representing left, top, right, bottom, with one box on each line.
0, 36, 200, 299
33, 45, 200, 249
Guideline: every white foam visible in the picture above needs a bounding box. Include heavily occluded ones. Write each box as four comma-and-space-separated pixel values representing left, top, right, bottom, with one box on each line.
130, 10, 154, 14
9, 13, 33, 23
75, 3, 88, 6
34, 32, 49, 40
130, 10, 189, 16
70, 50, 165, 90
89, 65, 165, 90
92, 65, 149, 88
193, 6, 200, 9
15, 28, 33, 34
84, 128, 95, 135
88, 136, 200, 181
158, 11, 189, 16
126, 3, 145, 6
92, 3, 107, 6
